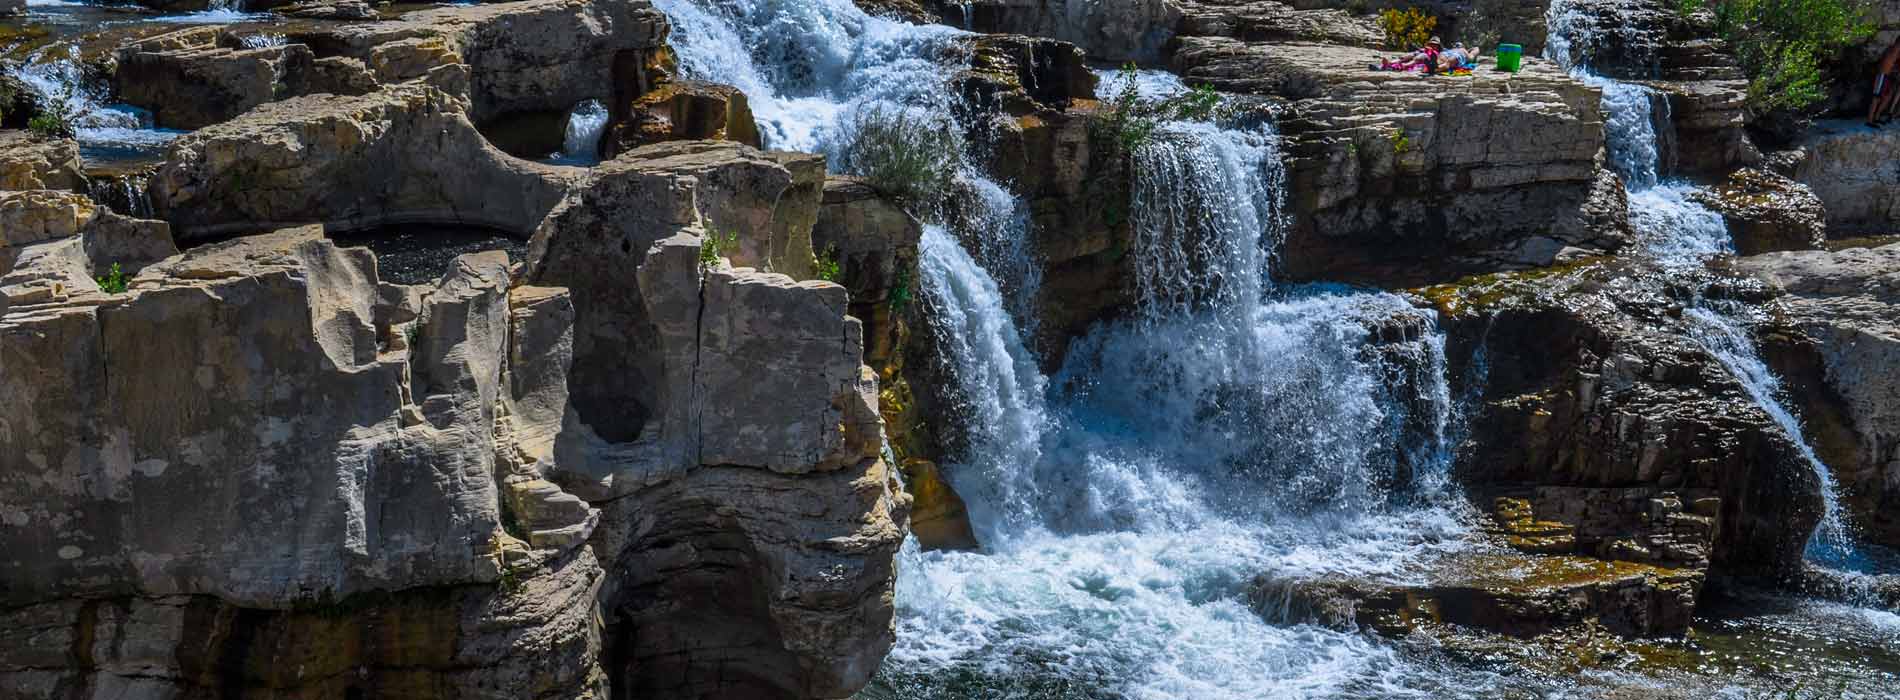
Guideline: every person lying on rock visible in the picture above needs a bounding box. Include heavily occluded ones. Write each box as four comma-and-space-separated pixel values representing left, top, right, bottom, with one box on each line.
1376, 36, 1443, 73
1870, 35, 1900, 128
1439, 44, 1482, 73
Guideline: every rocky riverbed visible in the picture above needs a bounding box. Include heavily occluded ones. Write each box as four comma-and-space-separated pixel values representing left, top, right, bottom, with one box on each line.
2, 0, 1897, 698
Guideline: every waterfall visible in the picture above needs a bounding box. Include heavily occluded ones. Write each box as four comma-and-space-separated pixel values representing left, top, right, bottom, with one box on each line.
649, 1, 1503, 695
1546, 0, 1863, 568
545, 99, 608, 165
1683, 305, 1858, 565
83, 171, 156, 219
7, 50, 183, 161
916, 224, 1051, 532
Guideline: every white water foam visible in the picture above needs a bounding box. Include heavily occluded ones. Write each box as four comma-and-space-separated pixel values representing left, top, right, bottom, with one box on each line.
8, 53, 185, 160
544, 99, 608, 165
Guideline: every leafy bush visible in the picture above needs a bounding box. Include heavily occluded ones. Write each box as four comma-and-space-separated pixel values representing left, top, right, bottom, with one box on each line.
95, 262, 127, 294
1378, 7, 1438, 51
27, 103, 72, 139
888, 265, 912, 314
698, 229, 739, 271
815, 245, 842, 283
834, 103, 963, 207
1095, 63, 1232, 154
1679, 0, 1874, 113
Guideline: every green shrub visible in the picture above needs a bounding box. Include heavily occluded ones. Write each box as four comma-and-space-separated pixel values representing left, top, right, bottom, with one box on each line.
27, 104, 72, 139
815, 245, 842, 283
1378, 7, 1438, 51
698, 229, 739, 271
95, 262, 127, 294
1094, 63, 1232, 154
1388, 127, 1411, 154
1680, 0, 1874, 114
888, 265, 912, 314
834, 103, 963, 207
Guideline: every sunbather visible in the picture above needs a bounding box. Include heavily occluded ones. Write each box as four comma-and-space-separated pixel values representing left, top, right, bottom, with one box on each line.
1439, 45, 1482, 72
1376, 36, 1443, 73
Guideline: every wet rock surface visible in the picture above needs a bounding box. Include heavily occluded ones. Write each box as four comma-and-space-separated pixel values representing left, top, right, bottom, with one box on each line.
1689, 168, 1827, 255
1737, 243, 1900, 549
1422, 260, 1825, 577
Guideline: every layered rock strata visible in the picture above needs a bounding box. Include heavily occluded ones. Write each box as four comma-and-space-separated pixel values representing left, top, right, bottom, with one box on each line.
1175, 40, 1630, 287
1422, 260, 1826, 578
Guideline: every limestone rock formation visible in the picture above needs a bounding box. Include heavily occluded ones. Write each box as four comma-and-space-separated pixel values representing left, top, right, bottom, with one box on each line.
114, 34, 322, 130
523, 141, 910, 698
605, 80, 763, 158
1423, 260, 1826, 578
1688, 169, 1827, 255
921, 0, 1184, 61
150, 78, 582, 239
1176, 0, 1382, 47
1175, 40, 1630, 286
1791, 121, 1900, 234
1737, 243, 1900, 549
0, 132, 83, 191
320, 0, 672, 125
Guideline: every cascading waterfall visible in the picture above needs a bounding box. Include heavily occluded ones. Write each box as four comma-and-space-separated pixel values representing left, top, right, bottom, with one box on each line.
1683, 304, 1858, 565
889, 97, 1498, 698
651, 2, 1508, 695
1545, 0, 1862, 566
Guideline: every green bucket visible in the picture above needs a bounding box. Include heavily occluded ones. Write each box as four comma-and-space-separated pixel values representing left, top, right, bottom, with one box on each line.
1497, 43, 1523, 72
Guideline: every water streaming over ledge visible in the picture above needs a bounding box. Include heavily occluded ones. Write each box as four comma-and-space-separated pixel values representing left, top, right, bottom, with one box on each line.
653, 2, 1521, 696
1545, 0, 1862, 568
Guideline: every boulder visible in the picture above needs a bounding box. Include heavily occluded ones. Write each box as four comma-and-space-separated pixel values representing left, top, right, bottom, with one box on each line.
113, 39, 320, 130
0, 132, 83, 191
1422, 260, 1828, 577
319, 0, 672, 125
1736, 243, 1900, 549
1174, 39, 1631, 287
1688, 168, 1826, 255
149, 79, 582, 239
1790, 120, 1900, 235
604, 80, 763, 158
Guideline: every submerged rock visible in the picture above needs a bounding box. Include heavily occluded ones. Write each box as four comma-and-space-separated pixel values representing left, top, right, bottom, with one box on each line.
1254, 550, 1702, 638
